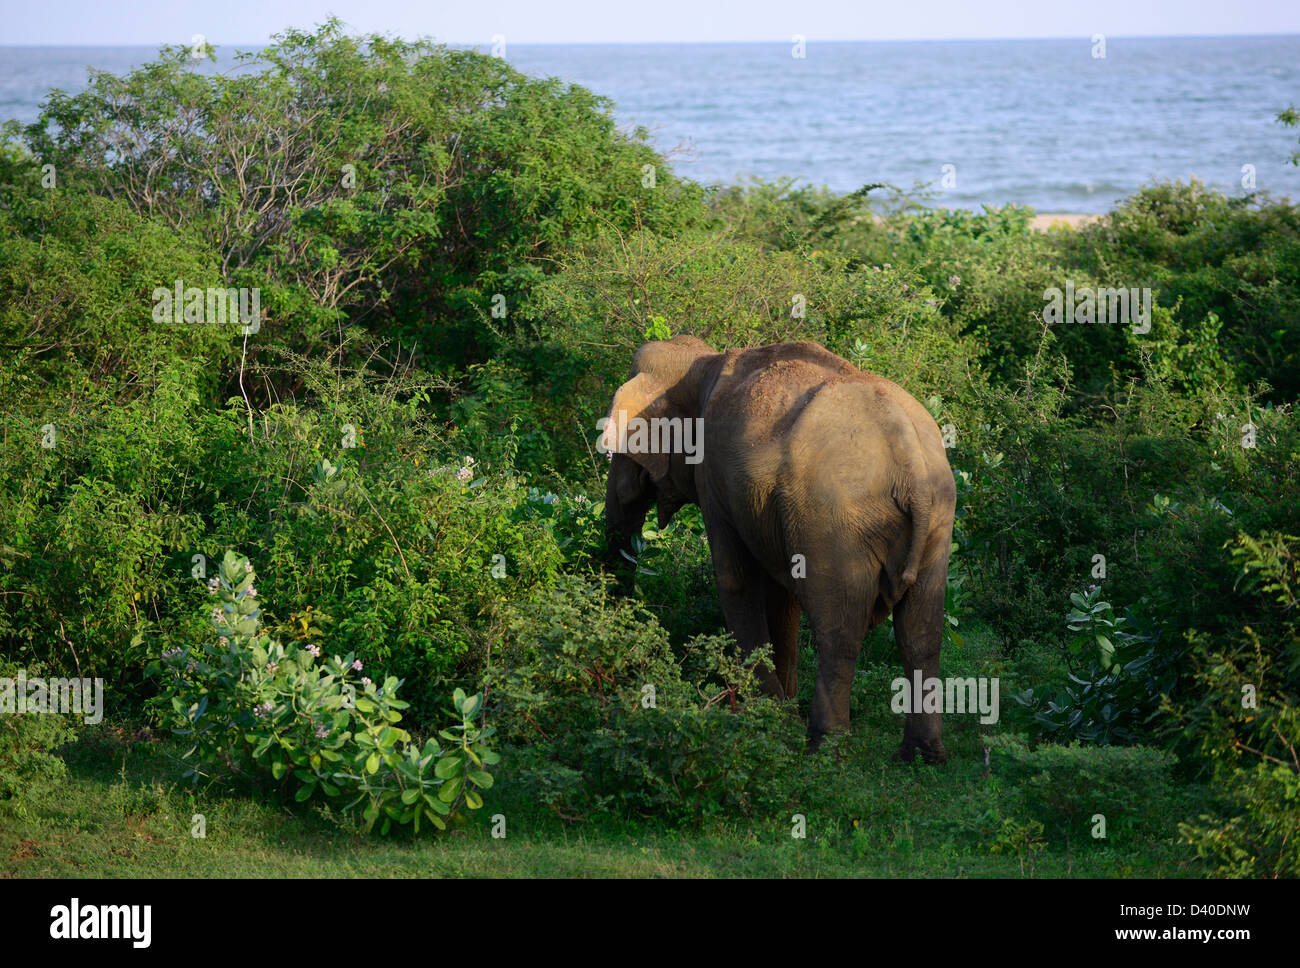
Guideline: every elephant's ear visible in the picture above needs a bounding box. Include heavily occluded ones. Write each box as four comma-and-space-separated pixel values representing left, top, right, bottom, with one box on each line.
601, 372, 671, 482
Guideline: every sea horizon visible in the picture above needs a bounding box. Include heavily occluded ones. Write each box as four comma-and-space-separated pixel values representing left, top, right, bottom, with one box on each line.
4, 34, 1298, 212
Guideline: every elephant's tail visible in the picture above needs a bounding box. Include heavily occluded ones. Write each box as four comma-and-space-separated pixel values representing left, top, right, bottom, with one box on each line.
901, 486, 931, 590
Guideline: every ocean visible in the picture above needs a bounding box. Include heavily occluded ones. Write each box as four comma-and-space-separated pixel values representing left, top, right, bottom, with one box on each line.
2, 35, 1298, 212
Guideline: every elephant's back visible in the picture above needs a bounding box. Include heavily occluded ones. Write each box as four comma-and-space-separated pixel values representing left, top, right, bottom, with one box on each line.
701, 345, 949, 576
707, 360, 906, 506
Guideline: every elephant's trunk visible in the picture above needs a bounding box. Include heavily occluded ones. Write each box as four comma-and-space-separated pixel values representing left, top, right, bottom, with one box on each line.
603, 455, 655, 590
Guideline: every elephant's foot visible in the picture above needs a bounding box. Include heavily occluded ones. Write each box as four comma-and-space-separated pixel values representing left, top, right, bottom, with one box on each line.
893, 738, 949, 765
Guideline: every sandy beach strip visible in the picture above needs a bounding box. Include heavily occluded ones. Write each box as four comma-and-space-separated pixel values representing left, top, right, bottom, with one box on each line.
1030, 213, 1102, 231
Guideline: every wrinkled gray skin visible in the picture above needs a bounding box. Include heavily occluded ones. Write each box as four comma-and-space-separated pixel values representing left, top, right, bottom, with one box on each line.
603, 336, 956, 762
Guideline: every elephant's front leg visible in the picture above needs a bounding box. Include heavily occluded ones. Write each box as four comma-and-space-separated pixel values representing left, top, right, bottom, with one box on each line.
706, 515, 786, 700
764, 577, 801, 699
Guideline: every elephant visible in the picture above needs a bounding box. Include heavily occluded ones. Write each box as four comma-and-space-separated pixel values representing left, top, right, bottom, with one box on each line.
602, 335, 956, 763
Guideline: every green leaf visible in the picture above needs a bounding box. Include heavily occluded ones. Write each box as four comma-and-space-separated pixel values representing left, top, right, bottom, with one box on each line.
434, 754, 463, 779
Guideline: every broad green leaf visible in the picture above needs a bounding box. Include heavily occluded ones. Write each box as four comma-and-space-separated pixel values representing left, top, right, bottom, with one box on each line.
434, 755, 463, 779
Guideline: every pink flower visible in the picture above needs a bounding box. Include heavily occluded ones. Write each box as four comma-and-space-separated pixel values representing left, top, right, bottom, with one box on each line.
352, 659, 363, 671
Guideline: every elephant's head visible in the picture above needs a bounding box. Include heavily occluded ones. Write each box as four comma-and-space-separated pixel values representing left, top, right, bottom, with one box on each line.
601, 334, 719, 573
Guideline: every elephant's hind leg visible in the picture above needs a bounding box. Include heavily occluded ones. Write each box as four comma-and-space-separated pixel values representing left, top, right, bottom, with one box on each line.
892, 565, 949, 764
803, 574, 876, 749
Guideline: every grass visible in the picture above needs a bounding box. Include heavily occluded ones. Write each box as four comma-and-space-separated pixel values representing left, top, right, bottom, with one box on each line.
0, 621, 1206, 878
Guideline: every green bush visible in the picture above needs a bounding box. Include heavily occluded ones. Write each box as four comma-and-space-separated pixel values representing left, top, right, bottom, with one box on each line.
1012, 587, 1179, 744
954, 360, 1299, 650
1066, 180, 1300, 399
0, 661, 78, 818
487, 575, 802, 823
0, 314, 574, 722
155, 550, 497, 834
989, 734, 1177, 848
0, 185, 239, 413
1164, 532, 1300, 877
10, 19, 706, 368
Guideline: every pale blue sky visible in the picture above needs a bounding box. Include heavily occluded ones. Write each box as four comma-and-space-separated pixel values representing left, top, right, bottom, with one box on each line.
2, 0, 1298, 45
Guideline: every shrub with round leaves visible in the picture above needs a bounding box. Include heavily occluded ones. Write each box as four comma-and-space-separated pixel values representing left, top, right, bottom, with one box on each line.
157, 550, 498, 834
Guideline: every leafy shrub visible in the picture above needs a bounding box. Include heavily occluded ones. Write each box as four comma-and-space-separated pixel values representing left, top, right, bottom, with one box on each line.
10, 19, 706, 367
1065, 180, 1300, 399
954, 360, 1299, 650
155, 550, 497, 834
1165, 532, 1300, 877
0, 309, 576, 722
487, 575, 802, 822
1012, 587, 1179, 744
0, 661, 78, 818
989, 734, 1177, 848
225, 429, 566, 721
0, 184, 239, 413
985, 815, 1048, 877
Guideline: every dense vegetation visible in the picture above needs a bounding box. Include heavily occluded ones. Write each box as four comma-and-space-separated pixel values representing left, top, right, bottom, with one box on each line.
1, 21, 1296, 877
